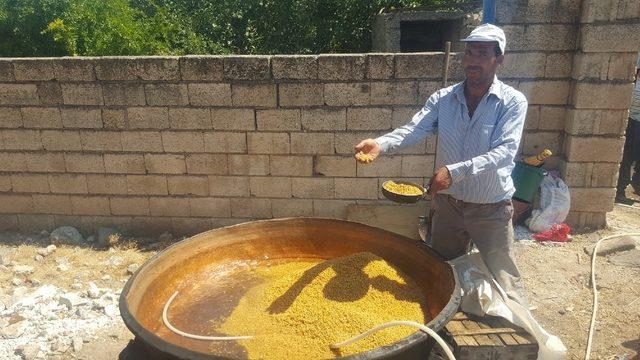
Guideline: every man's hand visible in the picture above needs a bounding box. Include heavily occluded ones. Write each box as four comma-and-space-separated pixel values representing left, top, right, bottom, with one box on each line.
354, 139, 381, 164
427, 167, 453, 195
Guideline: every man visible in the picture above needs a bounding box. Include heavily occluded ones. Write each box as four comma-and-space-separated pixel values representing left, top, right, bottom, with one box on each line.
354, 24, 529, 306
615, 55, 640, 205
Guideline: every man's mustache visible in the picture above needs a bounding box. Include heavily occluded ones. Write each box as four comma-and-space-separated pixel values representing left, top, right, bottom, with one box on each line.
465, 66, 482, 72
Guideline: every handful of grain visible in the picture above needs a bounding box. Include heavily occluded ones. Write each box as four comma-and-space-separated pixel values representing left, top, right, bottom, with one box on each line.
355, 151, 374, 164
383, 181, 424, 196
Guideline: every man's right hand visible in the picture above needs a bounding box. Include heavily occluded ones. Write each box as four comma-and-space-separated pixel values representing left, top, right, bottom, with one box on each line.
354, 139, 381, 164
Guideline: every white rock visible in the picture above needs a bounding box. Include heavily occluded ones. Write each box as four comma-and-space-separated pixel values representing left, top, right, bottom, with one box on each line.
34, 254, 44, 262
13, 265, 34, 275
106, 256, 123, 267
70, 283, 82, 290
103, 304, 119, 317
1, 320, 26, 339
12, 277, 23, 286
28, 278, 41, 286
0, 299, 5, 312
46, 244, 57, 253
57, 263, 69, 272
87, 282, 100, 299
59, 293, 88, 310
126, 264, 139, 275
50, 226, 85, 245
72, 336, 83, 352
15, 343, 39, 360
13, 286, 29, 297
101, 275, 111, 281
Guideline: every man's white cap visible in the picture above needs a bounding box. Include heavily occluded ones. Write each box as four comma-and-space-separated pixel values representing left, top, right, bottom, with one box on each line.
460, 23, 506, 54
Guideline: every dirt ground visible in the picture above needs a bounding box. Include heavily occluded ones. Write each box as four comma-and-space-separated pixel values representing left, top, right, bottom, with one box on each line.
1, 198, 640, 359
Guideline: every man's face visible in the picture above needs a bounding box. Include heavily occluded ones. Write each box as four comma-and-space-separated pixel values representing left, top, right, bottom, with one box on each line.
462, 42, 504, 85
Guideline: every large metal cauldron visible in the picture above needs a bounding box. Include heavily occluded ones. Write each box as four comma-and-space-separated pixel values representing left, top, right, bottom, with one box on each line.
119, 218, 461, 359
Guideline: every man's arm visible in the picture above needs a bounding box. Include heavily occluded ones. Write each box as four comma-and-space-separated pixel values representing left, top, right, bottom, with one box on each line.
445, 99, 527, 183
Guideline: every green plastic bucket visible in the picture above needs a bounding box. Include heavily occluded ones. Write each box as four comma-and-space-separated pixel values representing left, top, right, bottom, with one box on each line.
511, 162, 546, 203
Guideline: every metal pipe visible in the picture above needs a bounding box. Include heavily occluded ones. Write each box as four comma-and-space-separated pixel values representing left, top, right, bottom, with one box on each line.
483, 0, 497, 24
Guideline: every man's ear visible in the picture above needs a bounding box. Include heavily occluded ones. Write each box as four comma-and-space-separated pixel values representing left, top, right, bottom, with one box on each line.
496, 54, 505, 66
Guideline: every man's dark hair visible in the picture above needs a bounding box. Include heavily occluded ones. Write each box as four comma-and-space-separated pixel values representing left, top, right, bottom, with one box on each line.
494, 43, 502, 57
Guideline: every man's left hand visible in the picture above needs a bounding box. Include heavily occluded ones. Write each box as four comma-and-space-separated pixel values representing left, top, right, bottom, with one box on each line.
428, 167, 453, 195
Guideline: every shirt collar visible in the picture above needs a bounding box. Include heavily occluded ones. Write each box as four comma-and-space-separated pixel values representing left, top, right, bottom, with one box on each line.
455, 75, 503, 102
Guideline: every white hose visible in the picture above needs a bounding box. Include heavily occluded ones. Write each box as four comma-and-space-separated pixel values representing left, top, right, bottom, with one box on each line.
162, 291, 253, 341
584, 232, 640, 360
330, 320, 456, 360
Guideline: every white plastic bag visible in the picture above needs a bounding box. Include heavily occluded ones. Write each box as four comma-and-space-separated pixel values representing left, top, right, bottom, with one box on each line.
450, 253, 567, 360
526, 175, 571, 233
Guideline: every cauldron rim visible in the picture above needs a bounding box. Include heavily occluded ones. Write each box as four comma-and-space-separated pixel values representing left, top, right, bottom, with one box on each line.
119, 217, 461, 360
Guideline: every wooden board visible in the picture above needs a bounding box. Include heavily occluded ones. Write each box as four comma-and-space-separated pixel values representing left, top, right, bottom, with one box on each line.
444, 312, 538, 360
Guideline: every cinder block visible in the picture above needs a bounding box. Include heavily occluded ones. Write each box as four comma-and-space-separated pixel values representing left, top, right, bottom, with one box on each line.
538, 106, 567, 131
617, 0, 640, 19
608, 52, 637, 81
572, 82, 634, 109
223, 56, 271, 81
109, 197, 150, 216
203, 132, 247, 153
324, 83, 370, 106
168, 108, 211, 129
334, 131, 379, 154
279, 83, 324, 107
228, 155, 269, 175
564, 135, 625, 162
270, 155, 313, 176
145, 154, 186, 174
247, 133, 290, 154
188, 83, 231, 106
366, 54, 394, 79
209, 176, 249, 196
162, 131, 204, 152
149, 197, 191, 217
500, 52, 546, 78
501, 25, 526, 52
272, 199, 313, 217
0, 214, 19, 230
231, 84, 277, 108
256, 109, 300, 131
12, 59, 54, 81
230, 198, 272, 218
126, 175, 168, 195
497, 0, 581, 24
0, 174, 10, 192
185, 154, 228, 174
314, 156, 356, 177
211, 109, 255, 130
591, 163, 620, 187
0, 60, 14, 81
525, 105, 540, 130
0, 84, 39, 105
370, 81, 417, 105
70, 196, 110, 215
65, 153, 105, 173
102, 109, 126, 129
544, 53, 573, 78
580, 24, 640, 53
52, 58, 95, 81
95, 57, 179, 81
313, 199, 354, 219
145, 83, 188, 106
61, 83, 103, 105
318, 55, 365, 80
189, 198, 231, 217
522, 131, 564, 155
49, 174, 88, 194
121, 131, 164, 152
19, 214, 56, 231
24, 153, 65, 172
167, 175, 209, 196
272, 56, 318, 80
61, 108, 102, 128
86, 174, 128, 195
10, 174, 50, 193
346, 107, 392, 130
36, 82, 62, 105
519, 81, 571, 105
0, 107, 22, 128
104, 154, 146, 174
180, 56, 224, 81
292, 178, 334, 199
290, 133, 334, 154
21, 107, 62, 128
569, 187, 616, 212
301, 108, 346, 131
171, 217, 213, 236
79, 131, 123, 151
418, 82, 440, 102
401, 155, 435, 177
0, 194, 34, 213
565, 211, 607, 230
250, 177, 292, 198
395, 54, 444, 79
0, 152, 27, 172
356, 156, 402, 177
103, 83, 146, 106
523, 24, 577, 51
32, 194, 72, 214
2, 130, 42, 150
126, 107, 169, 129
334, 178, 378, 200
571, 53, 610, 81
581, 0, 620, 23
559, 160, 588, 187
